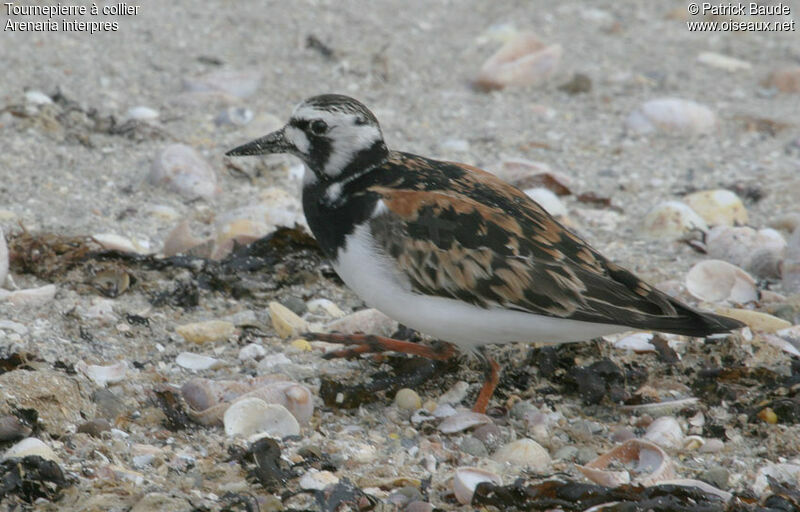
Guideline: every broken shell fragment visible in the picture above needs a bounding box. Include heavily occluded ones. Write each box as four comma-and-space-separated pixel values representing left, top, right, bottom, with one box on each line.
452, 466, 502, 505
223, 398, 300, 440
175, 352, 224, 371
641, 201, 707, 239
706, 226, 786, 278
683, 189, 748, 227
577, 439, 676, 487
149, 144, 218, 200
2, 437, 59, 462
475, 32, 561, 91
492, 438, 551, 471
76, 360, 128, 387
2, 284, 57, 307
626, 98, 716, 134
713, 308, 790, 333
685, 260, 758, 304
269, 301, 308, 338
643, 416, 684, 448
438, 411, 493, 434
176, 320, 235, 343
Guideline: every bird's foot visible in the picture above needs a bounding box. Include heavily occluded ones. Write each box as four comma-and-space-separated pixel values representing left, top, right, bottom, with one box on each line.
303, 332, 458, 361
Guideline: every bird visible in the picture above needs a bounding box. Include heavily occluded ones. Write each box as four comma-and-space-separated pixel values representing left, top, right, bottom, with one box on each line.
226, 94, 743, 413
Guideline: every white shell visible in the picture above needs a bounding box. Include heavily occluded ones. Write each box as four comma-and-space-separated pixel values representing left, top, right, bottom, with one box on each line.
269, 301, 308, 338
439, 411, 492, 434
306, 298, 346, 318
627, 98, 716, 134
683, 189, 748, 227
0, 227, 8, 287
620, 397, 700, 417
176, 352, 224, 371
238, 343, 267, 361
2, 284, 57, 307
475, 32, 561, 90
162, 220, 210, 257
2, 437, 59, 462
610, 332, 655, 352
93, 233, 148, 254
491, 438, 551, 471
706, 226, 785, 278
659, 479, 732, 501
641, 201, 707, 239
685, 260, 758, 304
223, 398, 300, 439
753, 463, 800, 496
325, 308, 397, 337
643, 416, 684, 448
76, 360, 128, 387
125, 106, 159, 121
523, 188, 567, 217
578, 439, 675, 487
452, 467, 502, 505
149, 144, 218, 200
696, 52, 751, 72
24, 90, 53, 105
299, 469, 340, 491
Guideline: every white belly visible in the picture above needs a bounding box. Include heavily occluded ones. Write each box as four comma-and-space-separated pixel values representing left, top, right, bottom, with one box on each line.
333, 224, 628, 351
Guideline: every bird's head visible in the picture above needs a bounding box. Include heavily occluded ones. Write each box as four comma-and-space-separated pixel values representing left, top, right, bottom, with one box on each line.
226, 94, 388, 182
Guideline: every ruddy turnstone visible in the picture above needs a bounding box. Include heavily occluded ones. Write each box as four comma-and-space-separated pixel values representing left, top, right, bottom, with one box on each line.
227, 94, 743, 412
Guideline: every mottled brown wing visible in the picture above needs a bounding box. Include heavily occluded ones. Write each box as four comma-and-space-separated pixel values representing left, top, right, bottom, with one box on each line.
364, 160, 735, 334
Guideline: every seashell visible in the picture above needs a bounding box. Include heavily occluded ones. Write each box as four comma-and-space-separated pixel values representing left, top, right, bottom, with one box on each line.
439, 411, 492, 434
683, 189, 748, 227
620, 397, 700, 417
609, 332, 655, 352
306, 298, 346, 319
162, 220, 210, 257
659, 479, 732, 501
438, 381, 470, 405
175, 352, 224, 371
761, 334, 800, 357
765, 66, 800, 93
643, 416, 684, 448
641, 201, 707, 239
183, 69, 262, 99
3, 284, 56, 307
783, 226, 800, 293
215, 106, 254, 126
299, 469, 339, 491
124, 106, 159, 122
706, 226, 786, 277
24, 90, 53, 105
269, 301, 308, 338
697, 52, 751, 72
0, 416, 31, 442
699, 438, 725, 453
93, 268, 131, 298
770, 212, 800, 234
241, 381, 314, 425
325, 308, 397, 337
492, 159, 572, 194
753, 463, 800, 496
238, 343, 267, 361
2, 437, 59, 462
492, 438, 551, 471
149, 144, 218, 200
577, 439, 676, 487
176, 320, 235, 343
223, 398, 300, 440
452, 467, 502, 505
211, 218, 269, 259
713, 308, 790, 333
93, 233, 149, 254
0, 227, 7, 286
524, 188, 567, 217
76, 360, 128, 387
626, 98, 716, 134
395, 388, 422, 411
475, 32, 561, 91
685, 260, 758, 304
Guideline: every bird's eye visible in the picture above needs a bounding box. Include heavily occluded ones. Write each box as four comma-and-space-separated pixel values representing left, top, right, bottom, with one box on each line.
309, 120, 328, 136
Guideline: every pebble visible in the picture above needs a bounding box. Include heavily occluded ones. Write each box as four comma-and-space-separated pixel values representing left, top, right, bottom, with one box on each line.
183, 69, 262, 99
575, 446, 598, 465
395, 388, 422, 411
697, 52, 751, 72
641, 201, 707, 239
307, 298, 346, 318
176, 320, 235, 343
713, 308, 790, 333
76, 360, 128, 387
0, 415, 31, 442
783, 226, 800, 293
492, 438, 551, 470
610, 332, 656, 352
77, 418, 112, 437
452, 466, 502, 505
2, 437, 58, 462
475, 31, 562, 90
175, 352, 224, 371
765, 66, 800, 93
299, 469, 340, 491
553, 445, 578, 461
701, 467, 730, 490
162, 220, 209, 257
24, 90, 53, 105
124, 106, 159, 122
238, 343, 267, 361
269, 301, 308, 338
523, 187, 567, 217
149, 144, 218, 200
93, 233, 150, 254
130, 493, 193, 512
683, 189, 748, 226
438, 411, 492, 434
706, 226, 786, 278
223, 398, 300, 440
438, 381, 470, 405
460, 436, 489, 457
685, 260, 758, 304
0, 284, 57, 307
215, 106, 254, 126
325, 308, 397, 337
626, 98, 716, 134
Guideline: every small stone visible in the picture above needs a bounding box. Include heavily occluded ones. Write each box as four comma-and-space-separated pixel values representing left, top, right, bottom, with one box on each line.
92, 389, 126, 420
492, 438, 551, 470
438, 381, 470, 405
714, 308, 790, 333
765, 66, 800, 93
130, 492, 193, 512
149, 144, 218, 200
2, 437, 58, 462
238, 343, 267, 361
641, 201, 707, 239
325, 308, 397, 337
697, 52, 751, 72
24, 90, 53, 105
76, 360, 128, 387
77, 419, 112, 437
475, 32, 561, 91
783, 227, 800, 293
627, 98, 716, 134
215, 106, 254, 126
223, 398, 300, 440
175, 352, 224, 371
683, 189, 748, 227
306, 298, 346, 318
176, 320, 235, 343
395, 388, 422, 411
459, 436, 488, 457
299, 469, 339, 490
524, 188, 567, 217
553, 445, 578, 461
0, 415, 31, 442
575, 446, 598, 465
269, 301, 308, 338
701, 467, 730, 489
290, 339, 312, 351
1, 284, 57, 307
125, 106, 159, 121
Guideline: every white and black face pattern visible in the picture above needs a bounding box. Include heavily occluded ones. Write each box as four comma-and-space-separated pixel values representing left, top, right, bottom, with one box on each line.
282, 95, 385, 181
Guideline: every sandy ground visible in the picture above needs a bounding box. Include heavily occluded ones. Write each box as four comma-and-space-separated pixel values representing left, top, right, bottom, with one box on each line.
1, 0, 800, 510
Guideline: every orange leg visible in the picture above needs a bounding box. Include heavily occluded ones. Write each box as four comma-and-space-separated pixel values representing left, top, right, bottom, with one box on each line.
304, 332, 458, 361
472, 355, 501, 414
